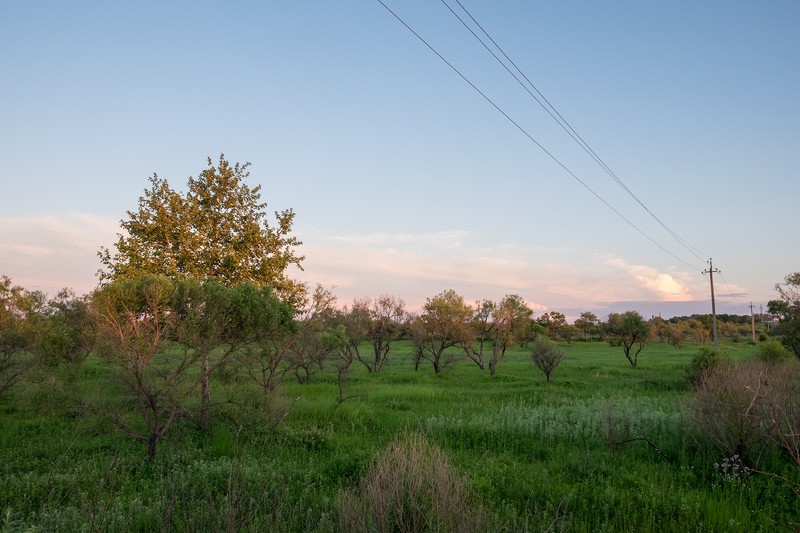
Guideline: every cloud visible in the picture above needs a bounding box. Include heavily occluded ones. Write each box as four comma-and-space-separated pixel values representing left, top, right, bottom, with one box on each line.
0, 212, 119, 294
293, 229, 703, 314
604, 257, 696, 301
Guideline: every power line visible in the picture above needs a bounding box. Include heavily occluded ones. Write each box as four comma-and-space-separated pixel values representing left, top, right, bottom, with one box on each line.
376, 0, 704, 272
718, 270, 742, 306
443, 0, 709, 264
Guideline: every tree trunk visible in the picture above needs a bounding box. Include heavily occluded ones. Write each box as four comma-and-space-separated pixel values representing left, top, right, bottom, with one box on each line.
148, 434, 160, 459
200, 352, 211, 433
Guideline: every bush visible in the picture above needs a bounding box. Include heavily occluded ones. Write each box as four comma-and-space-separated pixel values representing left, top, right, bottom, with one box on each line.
689, 360, 800, 467
686, 347, 722, 386
757, 339, 791, 363
531, 337, 565, 382
338, 432, 491, 532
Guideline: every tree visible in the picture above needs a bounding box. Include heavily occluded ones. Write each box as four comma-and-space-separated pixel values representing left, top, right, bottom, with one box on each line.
487, 295, 533, 376
530, 337, 565, 382
606, 311, 650, 368
668, 322, 688, 348
0, 276, 42, 398
537, 311, 567, 340
286, 285, 341, 384
574, 311, 599, 340
464, 299, 495, 371
557, 324, 579, 344
649, 315, 670, 343
327, 324, 357, 404
92, 275, 191, 458
344, 295, 407, 373
412, 290, 473, 374
92, 274, 295, 456
35, 288, 96, 369
516, 319, 545, 349
687, 318, 711, 344
237, 301, 299, 396
98, 155, 305, 306
769, 272, 800, 358
172, 279, 293, 432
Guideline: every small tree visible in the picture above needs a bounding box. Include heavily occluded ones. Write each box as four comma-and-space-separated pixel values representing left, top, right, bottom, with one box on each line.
537, 311, 567, 340
326, 324, 357, 404
345, 295, 407, 373
92, 275, 192, 458
464, 299, 495, 371
557, 324, 580, 344
530, 337, 565, 382
173, 279, 293, 432
574, 311, 599, 340
516, 319, 546, 348
687, 318, 711, 344
412, 290, 473, 374
487, 294, 533, 376
286, 285, 340, 384
606, 311, 650, 368
0, 275, 41, 398
35, 288, 96, 369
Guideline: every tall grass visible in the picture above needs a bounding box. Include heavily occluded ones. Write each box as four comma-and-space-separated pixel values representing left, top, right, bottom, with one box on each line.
1, 340, 797, 531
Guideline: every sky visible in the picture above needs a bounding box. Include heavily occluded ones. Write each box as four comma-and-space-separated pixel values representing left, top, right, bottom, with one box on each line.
1, 1, 798, 320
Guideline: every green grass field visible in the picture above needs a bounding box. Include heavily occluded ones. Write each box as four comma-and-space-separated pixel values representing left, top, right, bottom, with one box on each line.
1, 340, 798, 531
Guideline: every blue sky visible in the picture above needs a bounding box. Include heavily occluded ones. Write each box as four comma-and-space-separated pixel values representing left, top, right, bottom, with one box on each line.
2, 1, 798, 319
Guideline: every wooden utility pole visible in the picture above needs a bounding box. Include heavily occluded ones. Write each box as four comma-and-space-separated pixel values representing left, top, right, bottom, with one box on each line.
703, 259, 720, 350
749, 301, 756, 344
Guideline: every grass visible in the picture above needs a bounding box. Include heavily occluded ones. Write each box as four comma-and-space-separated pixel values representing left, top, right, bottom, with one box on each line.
1, 339, 798, 531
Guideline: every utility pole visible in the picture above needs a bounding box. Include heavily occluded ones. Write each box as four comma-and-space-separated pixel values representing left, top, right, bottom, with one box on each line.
703, 258, 720, 350
749, 301, 756, 344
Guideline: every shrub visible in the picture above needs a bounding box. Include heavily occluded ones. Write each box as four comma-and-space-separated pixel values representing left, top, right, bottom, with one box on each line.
686, 347, 722, 386
531, 337, 565, 382
690, 360, 772, 465
757, 339, 791, 363
338, 432, 491, 532
748, 359, 800, 469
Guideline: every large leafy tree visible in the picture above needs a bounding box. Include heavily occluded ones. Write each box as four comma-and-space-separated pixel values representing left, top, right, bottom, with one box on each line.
98, 155, 305, 306
768, 272, 800, 358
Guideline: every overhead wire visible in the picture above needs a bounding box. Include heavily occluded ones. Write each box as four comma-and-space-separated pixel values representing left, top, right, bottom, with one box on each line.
718, 271, 743, 306
444, 0, 709, 264
376, 0, 703, 272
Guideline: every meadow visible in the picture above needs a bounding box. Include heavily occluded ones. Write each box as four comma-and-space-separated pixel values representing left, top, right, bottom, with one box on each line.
1, 340, 798, 532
